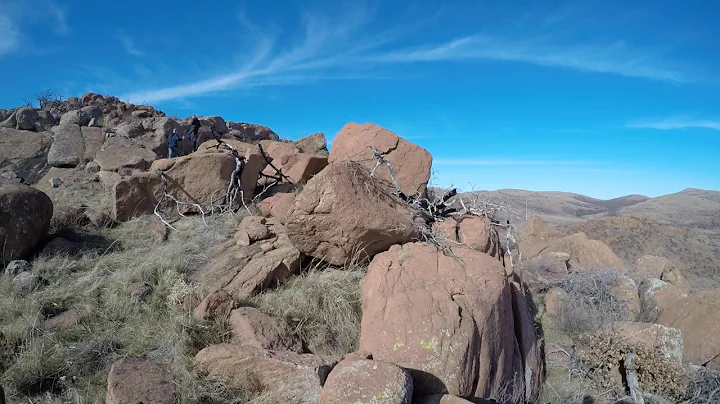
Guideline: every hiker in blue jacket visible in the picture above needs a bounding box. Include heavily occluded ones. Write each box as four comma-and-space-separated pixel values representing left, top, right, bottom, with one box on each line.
168, 128, 182, 158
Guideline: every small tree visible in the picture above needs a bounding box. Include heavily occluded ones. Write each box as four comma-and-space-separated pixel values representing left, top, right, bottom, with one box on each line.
35, 89, 64, 109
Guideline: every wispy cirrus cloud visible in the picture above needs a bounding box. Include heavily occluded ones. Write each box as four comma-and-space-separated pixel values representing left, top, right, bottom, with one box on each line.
626, 118, 720, 131
372, 35, 696, 83
432, 159, 598, 166
0, 14, 19, 56
0, 0, 69, 57
115, 33, 144, 57
120, 3, 707, 104
47, 1, 68, 35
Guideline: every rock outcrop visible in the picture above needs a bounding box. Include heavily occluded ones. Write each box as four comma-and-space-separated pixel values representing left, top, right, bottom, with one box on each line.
359, 242, 541, 400
195, 344, 338, 404
319, 358, 413, 403
0, 180, 53, 262
657, 289, 720, 369
112, 146, 264, 220
106, 356, 176, 404
286, 162, 420, 265
0, 128, 53, 184
329, 122, 432, 197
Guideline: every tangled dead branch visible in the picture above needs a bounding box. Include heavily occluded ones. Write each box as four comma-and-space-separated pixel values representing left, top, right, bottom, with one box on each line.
154, 131, 279, 229
364, 140, 523, 268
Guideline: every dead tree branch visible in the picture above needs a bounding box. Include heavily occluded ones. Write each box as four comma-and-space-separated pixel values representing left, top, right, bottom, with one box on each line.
624, 352, 645, 404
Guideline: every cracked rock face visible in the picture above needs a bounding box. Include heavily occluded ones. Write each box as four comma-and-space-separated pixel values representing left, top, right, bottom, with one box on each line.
358, 242, 520, 398
319, 358, 413, 404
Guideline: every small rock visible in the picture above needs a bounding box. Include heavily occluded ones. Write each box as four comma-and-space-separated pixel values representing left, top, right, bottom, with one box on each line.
88, 117, 99, 127
148, 219, 169, 243
86, 210, 114, 228
85, 161, 101, 174
129, 282, 153, 303
194, 289, 234, 321
44, 308, 82, 332
4, 260, 29, 276
106, 356, 176, 404
229, 306, 302, 352
40, 237, 84, 257
544, 287, 567, 316
49, 177, 63, 188
0, 171, 22, 183
13, 271, 40, 295
319, 358, 413, 404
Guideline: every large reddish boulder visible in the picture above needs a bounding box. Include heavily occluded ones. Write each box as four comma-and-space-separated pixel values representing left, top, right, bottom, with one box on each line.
0, 180, 53, 261
112, 148, 264, 220
229, 306, 302, 352
295, 132, 329, 156
359, 242, 539, 400
95, 144, 157, 172
0, 127, 53, 184
286, 162, 421, 265
261, 153, 328, 184
319, 358, 413, 403
329, 122, 432, 197
195, 344, 338, 404
657, 289, 720, 369
432, 215, 502, 260
257, 193, 295, 221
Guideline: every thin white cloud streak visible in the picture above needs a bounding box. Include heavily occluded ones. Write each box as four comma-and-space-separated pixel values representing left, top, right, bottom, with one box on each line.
47, 1, 68, 34
0, 14, 19, 55
626, 118, 720, 131
432, 159, 597, 166
122, 4, 703, 103
116, 34, 144, 57
373, 35, 694, 83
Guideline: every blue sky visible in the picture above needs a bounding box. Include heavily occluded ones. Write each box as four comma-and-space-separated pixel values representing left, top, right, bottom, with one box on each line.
1, 0, 718, 199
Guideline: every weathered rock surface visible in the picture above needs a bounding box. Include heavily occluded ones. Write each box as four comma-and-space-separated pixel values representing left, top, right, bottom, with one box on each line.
521, 222, 625, 272
295, 132, 329, 156
286, 162, 420, 265
612, 275, 641, 319
0, 180, 53, 262
229, 306, 302, 352
95, 144, 157, 172
636, 255, 691, 293
48, 124, 85, 167
0, 128, 53, 184
106, 356, 176, 404
113, 148, 263, 220
257, 192, 295, 221
226, 122, 279, 141
639, 278, 687, 315
319, 358, 413, 404
329, 122, 432, 197
611, 321, 684, 365
657, 289, 720, 369
432, 215, 502, 260
59, 109, 91, 127
359, 242, 536, 399
193, 219, 301, 312
195, 344, 338, 404
261, 152, 328, 184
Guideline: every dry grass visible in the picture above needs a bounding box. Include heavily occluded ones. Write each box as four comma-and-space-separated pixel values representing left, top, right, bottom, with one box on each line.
0, 213, 251, 403
553, 270, 630, 337
252, 260, 365, 356
685, 367, 720, 404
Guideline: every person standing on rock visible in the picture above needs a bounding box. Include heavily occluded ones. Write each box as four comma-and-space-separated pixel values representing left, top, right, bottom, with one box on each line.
186, 117, 202, 152
168, 128, 182, 158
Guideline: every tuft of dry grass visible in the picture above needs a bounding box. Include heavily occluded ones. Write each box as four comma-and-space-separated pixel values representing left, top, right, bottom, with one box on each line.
0, 213, 246, 402
252, 260, 366, 356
